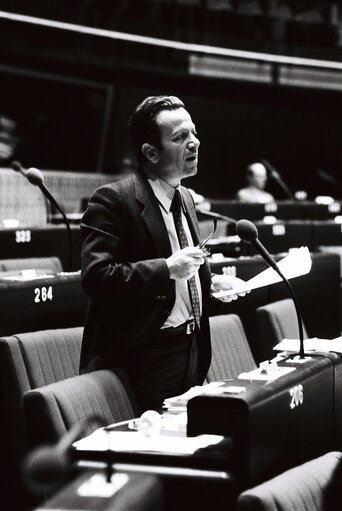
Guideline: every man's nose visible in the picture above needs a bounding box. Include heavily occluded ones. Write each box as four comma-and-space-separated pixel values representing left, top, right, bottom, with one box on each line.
188, 135, 200, 149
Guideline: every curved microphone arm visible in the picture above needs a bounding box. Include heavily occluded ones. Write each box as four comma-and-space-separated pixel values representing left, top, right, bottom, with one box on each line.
22, 415, 105, 495
26, 168, 73, 272
40, 182, 73, 272
261, 159, 295, 200
254, 238, 305, 359
236, 219, 305, 360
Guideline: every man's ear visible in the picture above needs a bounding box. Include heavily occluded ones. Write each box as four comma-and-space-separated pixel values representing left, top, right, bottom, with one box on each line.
142, 143, 158, 164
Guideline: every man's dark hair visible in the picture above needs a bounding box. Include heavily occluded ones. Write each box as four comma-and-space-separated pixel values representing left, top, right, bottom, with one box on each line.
128, 95, 185, 164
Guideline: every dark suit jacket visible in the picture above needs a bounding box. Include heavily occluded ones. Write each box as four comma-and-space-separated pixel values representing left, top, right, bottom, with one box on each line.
80, 170, 222, 383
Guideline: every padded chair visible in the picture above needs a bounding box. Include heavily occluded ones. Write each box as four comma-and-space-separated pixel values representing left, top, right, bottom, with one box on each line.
0, 326, 83, 510
23, 369, 138, 448
237, 451, 342, 511
0, 256, 63, 275
256, 299, 309, 362
207, 314, 257, 382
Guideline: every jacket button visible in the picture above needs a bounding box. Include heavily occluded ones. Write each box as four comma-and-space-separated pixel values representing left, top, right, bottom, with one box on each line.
155, 295, 166, 301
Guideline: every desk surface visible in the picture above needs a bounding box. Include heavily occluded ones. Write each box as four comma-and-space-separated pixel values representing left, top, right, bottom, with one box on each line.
73, 418, 234, 475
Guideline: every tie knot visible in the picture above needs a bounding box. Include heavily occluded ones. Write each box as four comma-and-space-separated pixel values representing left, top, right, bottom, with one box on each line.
171, 189, 182, 215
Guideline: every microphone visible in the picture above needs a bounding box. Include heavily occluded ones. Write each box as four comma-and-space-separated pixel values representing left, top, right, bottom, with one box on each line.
317, 170, 341, 187
261, 159, 295, 200
235, 219, 305, 360
196, 207, 237, 225
22, 415, 104, 495
16, 164, 73, 272
11, 160, 27, 177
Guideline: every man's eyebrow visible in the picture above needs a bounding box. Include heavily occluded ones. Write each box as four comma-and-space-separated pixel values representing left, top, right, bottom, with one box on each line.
172, 123, 196, 136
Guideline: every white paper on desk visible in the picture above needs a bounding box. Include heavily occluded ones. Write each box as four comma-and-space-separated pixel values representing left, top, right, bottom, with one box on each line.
238, 366, 296, 381
274, 337, 342, 354
74, 430, 224, 455
163, 381, 225, 407
213, 246, 312, 298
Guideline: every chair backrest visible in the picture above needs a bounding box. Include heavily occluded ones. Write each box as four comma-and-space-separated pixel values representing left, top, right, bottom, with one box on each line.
207, 314, 257, 382
0, 327, 83, 509
256, 299, 308, 361
237, 451, 342, 511
24, 370, 137, 447
0, 256, 63, 274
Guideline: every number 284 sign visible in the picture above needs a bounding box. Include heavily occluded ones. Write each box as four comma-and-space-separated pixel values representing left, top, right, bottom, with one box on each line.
34, 286, 53, 303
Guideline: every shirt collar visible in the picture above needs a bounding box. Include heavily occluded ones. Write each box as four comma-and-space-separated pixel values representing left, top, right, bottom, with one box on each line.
144, 169, 182, 213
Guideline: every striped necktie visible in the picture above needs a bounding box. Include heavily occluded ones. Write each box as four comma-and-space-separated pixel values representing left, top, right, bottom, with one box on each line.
171, 189, 201, 330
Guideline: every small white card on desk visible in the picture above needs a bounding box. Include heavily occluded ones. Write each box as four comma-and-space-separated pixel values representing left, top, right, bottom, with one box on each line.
163, 381, 225, 408
238, 365, 296, 381
77, 473, 129, 498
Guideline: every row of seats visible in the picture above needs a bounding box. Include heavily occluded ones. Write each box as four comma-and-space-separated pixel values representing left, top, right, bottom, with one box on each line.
0, 301, 310, 511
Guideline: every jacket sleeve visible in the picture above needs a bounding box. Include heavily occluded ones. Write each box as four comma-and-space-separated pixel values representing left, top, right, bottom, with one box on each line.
80, 185, 172, 300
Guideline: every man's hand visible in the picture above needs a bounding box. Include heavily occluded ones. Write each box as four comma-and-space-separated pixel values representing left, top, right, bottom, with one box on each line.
211, 274, 250, 302
166, 246, 204, 280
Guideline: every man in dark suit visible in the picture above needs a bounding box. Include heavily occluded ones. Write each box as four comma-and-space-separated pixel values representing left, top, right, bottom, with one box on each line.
80, 95, 246, 412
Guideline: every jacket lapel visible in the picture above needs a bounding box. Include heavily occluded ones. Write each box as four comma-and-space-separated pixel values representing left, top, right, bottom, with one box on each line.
134, 171, 172, 258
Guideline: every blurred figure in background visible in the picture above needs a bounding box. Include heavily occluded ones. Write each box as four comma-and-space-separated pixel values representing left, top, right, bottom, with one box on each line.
236, 162, 275, 204
0, 114, 19, 165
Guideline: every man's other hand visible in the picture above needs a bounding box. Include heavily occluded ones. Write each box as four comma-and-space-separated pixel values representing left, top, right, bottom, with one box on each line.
211, 274, 250, 302
167, 246, 204, 280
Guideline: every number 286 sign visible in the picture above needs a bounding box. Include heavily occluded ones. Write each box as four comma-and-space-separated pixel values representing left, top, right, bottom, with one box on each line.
289, 384, 304, 409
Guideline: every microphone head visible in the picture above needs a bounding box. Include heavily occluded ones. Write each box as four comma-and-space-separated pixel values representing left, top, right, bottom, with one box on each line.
26, 167, 44, 186
21, 445, 69, 494
11, 160, 23, 172
236, 219, 259, 244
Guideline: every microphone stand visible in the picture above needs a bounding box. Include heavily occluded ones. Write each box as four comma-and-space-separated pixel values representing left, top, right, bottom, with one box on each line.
26, 168, 73, 272
261, 158, 295, 201
253, 237, 305, 359
236, 219, 306, 360
39, 182, 73, 272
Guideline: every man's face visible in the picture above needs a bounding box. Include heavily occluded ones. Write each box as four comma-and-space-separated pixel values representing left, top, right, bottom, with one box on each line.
153, 107, 200, 186
248, 164, 267, 190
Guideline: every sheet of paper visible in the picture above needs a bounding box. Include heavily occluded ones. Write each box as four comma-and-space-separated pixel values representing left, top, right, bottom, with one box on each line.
74, 430, 224, 454
273, 337, 342, 354
163, 381, 225, 407
213, 246, 312, 298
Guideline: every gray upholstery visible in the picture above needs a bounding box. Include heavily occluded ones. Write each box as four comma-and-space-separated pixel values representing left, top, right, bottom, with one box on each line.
0, 327, 83, 508
256, 299, 309, 361
0, 256, 63, 274
15, 327, 82, 388
24, 370, 137, 447
237, 451, 342, 511
207, 314, 257, 382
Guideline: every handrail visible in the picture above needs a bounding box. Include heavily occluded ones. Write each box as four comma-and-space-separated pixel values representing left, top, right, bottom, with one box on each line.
1, 9, 342, 71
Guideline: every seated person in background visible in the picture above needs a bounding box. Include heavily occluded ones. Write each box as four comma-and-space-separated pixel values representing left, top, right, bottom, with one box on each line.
236, 162, 275, 204
80, 95, 247, 413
